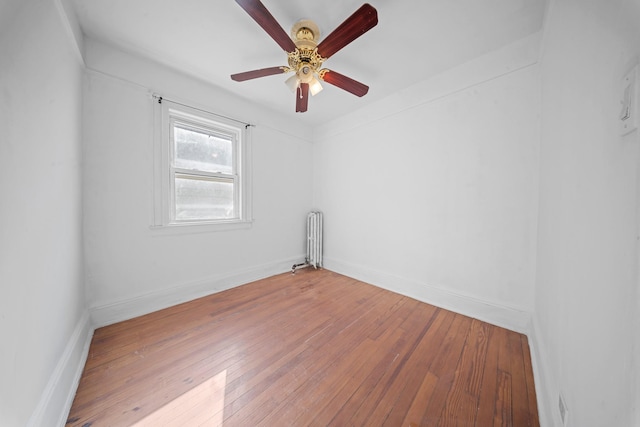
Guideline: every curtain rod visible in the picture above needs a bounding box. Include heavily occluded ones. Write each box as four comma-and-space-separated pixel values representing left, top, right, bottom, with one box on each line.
153, 94, 255, 129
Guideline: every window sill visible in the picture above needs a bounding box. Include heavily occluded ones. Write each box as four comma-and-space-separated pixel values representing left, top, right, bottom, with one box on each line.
150, 219, 253, 235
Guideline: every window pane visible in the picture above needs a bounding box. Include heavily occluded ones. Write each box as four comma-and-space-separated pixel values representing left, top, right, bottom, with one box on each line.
174, 125, 233, 174
174, 177, 234, 221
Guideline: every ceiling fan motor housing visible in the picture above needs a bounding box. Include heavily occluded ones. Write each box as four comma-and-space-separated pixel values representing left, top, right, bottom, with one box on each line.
286, 19, 326, 80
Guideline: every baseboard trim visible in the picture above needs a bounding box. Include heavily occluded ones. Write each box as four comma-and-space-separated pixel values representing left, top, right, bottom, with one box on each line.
28, 311, 93, 427
90, 256, 302, 328
528, 316, 561, 427
324, 257, 532, 334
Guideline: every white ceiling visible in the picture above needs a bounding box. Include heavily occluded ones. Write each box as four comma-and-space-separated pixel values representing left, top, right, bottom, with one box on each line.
70, 0, 546, 126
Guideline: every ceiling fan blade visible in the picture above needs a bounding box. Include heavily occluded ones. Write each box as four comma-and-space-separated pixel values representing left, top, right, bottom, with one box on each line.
320, 70, 369, 97
316, 3, 378, 59
296, 83, 309, 112
231, 66, 287, 82
235, 0, 297, 52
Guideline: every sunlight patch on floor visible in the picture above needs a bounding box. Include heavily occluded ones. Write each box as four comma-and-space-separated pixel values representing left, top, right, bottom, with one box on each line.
133, 370, 227, 426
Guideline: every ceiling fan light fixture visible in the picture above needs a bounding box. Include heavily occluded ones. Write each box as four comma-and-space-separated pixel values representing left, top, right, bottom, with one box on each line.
298, 65, 315, 83
285, 74, 299, 92
309, 77, 323, 96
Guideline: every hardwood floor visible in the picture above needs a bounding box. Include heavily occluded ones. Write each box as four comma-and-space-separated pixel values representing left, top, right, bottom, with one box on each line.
67, 269, 539, 426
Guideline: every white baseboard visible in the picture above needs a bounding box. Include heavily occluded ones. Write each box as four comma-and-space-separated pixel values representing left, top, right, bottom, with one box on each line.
324, 257, 532, 334
90, 256, 302, 328
28, 311, 93, 427
528, 316, 562, 427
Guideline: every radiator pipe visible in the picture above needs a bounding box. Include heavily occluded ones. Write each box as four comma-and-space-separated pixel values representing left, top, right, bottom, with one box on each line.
291, 261, 310, 274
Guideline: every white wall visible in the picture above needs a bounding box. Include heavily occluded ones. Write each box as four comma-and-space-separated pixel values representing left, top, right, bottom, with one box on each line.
82, 40, 314, 325
5, 2, 640, 426
0, 0, 86, 425
534, 0, 640, 426
313, 34, 541, 333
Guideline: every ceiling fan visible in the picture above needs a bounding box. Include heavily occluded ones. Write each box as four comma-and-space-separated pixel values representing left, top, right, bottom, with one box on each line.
230, 0, 378, 113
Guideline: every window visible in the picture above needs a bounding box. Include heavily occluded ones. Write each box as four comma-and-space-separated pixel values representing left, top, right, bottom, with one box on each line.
153, 98, 251, 230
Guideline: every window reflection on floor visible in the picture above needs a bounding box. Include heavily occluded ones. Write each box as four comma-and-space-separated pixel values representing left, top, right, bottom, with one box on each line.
134, 370, 227, 426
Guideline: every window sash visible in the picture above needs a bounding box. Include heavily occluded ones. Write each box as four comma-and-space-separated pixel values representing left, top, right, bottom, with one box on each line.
171, 173, 238, 222
172, 120, 236, 175
152, 97, 251, 230
169, 118, 240, 223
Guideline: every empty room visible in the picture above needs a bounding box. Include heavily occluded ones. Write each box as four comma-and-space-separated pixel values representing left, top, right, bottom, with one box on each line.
2, 0, 640, 426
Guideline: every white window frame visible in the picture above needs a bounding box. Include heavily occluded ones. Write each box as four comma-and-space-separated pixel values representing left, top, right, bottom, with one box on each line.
152, 97, 252, 232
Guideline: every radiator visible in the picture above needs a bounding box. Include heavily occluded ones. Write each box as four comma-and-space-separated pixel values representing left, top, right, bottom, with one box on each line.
292, 211, 323, 273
